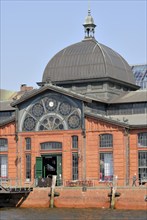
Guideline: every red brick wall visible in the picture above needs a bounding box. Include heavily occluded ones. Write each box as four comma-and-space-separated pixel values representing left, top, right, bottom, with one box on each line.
1, 118, 147, 188
20, 187, 147, 210
129, 129, 147, 181
85, 117, 126, 185
0, 122, 17, 184
17, 130, 82, 185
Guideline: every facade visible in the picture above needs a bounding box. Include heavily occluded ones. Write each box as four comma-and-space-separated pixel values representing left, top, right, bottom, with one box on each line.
0, 10, 147, 188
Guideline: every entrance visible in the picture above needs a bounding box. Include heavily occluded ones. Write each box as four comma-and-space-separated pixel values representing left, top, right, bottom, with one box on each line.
43, 156, 57, 178
35, 154, 62, 186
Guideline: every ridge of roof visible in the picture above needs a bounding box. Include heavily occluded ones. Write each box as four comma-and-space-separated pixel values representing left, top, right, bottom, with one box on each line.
11, 84, 93, 107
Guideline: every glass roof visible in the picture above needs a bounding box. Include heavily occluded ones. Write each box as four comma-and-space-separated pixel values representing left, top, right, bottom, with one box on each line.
131, 64, 147, 89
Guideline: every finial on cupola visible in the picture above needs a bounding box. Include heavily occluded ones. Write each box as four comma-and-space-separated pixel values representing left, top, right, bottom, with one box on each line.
83, 8, 96, 39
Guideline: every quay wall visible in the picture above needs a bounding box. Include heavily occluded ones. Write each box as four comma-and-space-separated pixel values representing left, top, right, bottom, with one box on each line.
20, 187, 147, 210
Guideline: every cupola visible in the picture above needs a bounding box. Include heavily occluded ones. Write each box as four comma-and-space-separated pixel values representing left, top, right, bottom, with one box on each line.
83, 9, 96, 38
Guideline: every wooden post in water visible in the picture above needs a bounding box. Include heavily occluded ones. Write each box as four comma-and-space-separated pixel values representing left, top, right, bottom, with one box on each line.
111, 175, 118, 209
50, 175, 57, 208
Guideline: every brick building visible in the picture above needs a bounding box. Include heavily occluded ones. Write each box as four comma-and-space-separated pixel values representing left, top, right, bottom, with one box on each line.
0, 10, 147, 187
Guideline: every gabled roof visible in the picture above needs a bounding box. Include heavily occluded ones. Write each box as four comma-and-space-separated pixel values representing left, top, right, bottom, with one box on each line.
109, 90, 147, 104
11, 84, 93, 107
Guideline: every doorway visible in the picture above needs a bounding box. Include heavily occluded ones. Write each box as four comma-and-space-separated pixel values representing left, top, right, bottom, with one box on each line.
43, 156, 57, 178
36, 154, 62, 186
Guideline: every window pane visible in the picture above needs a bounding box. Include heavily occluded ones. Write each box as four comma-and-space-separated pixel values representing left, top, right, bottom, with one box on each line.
0, 155, 8, 177
107, 105, 119, 115
100, 153, 113, 181
26, 154, 31, 180
72, 153, 78, 180
100, 134, 113, 148
25, 138, 31, 150
72, 136, 78, 149
133, 103, 145, 114
138, 133, 147, 147
120, 104, 132, 115
138, 152, 147, 181
40, 142, 62, 150
0, 138, 8, 151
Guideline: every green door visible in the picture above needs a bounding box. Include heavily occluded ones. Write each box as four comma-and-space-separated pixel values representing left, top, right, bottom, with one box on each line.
35, 157, 43, 178
57, 155, 62, 186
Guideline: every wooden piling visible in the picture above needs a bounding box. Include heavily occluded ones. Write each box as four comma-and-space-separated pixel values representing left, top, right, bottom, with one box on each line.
50, 175, 57, 208
110, 175, 118, 209
110, 186, 116, 209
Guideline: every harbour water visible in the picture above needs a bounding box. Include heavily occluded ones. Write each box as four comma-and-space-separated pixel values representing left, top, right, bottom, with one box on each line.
0, 208, 147, 220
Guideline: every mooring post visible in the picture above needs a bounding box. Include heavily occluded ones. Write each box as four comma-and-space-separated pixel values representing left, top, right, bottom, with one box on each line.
50, 175, 57, 208
110, 175, 118, 209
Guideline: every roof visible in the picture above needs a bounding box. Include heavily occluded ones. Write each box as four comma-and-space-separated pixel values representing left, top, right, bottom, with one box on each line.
0, 100, 15, 111
42, 38, 136, 87
110, 90, 147, 104
0, 116, 15, 127
0, 88, 34, 112
11, 83, 147, 107
85, 111, 129, 128
131, 64, 147, 90
85, 111, 147, 128
11, 83, 93, 107
111, 114, 147, 127
0, 88, 33, 112
0, 89, 16, 101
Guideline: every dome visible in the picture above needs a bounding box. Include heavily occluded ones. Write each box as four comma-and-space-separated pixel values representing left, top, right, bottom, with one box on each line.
84, 15, 94, 25
42, 38, 136, 86
84, 9, 95, 25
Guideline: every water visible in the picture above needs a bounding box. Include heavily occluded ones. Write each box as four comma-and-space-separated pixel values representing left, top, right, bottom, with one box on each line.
0, 208, 147, 220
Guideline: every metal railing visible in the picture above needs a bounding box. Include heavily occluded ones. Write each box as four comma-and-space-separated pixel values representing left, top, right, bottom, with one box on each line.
0, 177, 34, 189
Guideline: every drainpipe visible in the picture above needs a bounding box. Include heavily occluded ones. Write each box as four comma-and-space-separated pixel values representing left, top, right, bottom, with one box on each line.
20, 136, 22, 187
82, 102, 86, 181
124, 128, 130, 186
15, 107, 19, 186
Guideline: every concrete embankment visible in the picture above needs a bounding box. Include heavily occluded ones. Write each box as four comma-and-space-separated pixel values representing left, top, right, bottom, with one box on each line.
20, 187, 147, 210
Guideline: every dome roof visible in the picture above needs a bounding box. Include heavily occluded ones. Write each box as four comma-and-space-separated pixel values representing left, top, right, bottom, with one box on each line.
42, 39, 136, 86
84, 15, 94, 25
84, 9, 95, 25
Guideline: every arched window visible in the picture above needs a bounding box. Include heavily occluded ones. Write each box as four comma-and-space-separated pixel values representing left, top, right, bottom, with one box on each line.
138, 133, 147, 147
100, 134, 113, 148
72, 136, 78, 149
21, 94, 81, 132
0, 138, 8, 151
